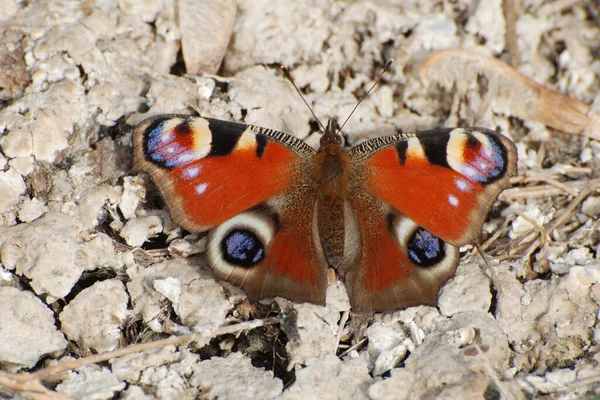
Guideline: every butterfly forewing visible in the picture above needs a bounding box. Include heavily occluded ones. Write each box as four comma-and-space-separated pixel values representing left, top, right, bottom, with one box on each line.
133, 114, 315, 231
348, 128, 517, 246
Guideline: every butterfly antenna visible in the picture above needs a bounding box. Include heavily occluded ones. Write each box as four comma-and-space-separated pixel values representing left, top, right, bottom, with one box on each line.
337, 59, 393, 134
280, 65, 326, 132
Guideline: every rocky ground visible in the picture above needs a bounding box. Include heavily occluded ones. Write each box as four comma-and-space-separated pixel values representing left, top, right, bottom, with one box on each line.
0, 0, 599, 399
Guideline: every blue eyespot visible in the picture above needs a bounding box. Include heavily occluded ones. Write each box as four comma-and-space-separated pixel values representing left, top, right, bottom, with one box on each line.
221, 229, 265, 267
407, 228, 445, 267
463, 135, 506, 184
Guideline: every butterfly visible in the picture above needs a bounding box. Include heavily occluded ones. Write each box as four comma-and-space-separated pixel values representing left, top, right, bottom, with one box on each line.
133, 114, 517, 311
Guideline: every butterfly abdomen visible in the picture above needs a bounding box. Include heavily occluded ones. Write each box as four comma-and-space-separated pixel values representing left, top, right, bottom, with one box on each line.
314, 141, 351, 267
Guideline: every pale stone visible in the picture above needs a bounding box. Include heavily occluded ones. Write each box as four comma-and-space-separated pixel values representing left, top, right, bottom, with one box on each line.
190, 353, 283, 400
0, 168, 26, 209
179, 0, 236, 74
56, 366, 126, 400
0, 286, 67, 369
120, 215, 163, 247
59, 280, 131, 353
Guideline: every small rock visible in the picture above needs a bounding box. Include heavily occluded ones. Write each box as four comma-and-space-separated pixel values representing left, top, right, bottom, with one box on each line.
280, 354, 370, 400
120, 215, 163, 247
59, 280, 130, 352
0, 168, 26, 210
56, 366, 126, 400
179, 0, 236, 74
17, 197, 48, 222
0, 286, 67, 369
438, 263, 491, 316
581, 196, 600, 217
190, 353, 283, 400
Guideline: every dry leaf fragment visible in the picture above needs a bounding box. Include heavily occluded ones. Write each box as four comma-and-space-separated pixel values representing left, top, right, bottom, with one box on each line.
420, 49, 599, 140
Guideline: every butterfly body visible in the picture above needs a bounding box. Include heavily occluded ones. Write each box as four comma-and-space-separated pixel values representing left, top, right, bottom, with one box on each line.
134, 114, 517, 311
313, 119, 351, 267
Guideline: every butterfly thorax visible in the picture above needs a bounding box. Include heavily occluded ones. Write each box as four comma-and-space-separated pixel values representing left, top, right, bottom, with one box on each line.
314, 119, 350, 267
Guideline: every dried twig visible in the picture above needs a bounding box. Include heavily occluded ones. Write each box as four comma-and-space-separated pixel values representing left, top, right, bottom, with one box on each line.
337, 337, 368, 359
0, 318, 278, 399
500, 177, 594, 201
544, 179, 600, 233
502, 0, 520, 67
508, 179, 600, 276
0, 372, 74, 400
335, 310, 350, 350
480, 218, 514, 252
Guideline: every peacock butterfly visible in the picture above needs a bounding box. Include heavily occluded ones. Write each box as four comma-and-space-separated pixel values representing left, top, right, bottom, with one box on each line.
133, 113, 517, 311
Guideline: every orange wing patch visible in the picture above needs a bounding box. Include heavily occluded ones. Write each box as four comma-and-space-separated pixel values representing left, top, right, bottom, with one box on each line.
366, 148, 483, 243
167, 140, 297, 230
264, 228, 320, 285
360, 223, 409, 291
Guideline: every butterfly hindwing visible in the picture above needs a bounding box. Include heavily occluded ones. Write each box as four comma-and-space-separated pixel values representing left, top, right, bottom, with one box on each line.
134, 114, 327, 304
133, 114, 315, 231
343, 127, 516, 311
206, 192, 328, 305
342, 187, 459, 311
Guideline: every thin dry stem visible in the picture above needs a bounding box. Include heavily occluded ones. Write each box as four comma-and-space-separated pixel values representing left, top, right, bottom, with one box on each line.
0, 318, 277, 399
502, 0, 520, 67
0, 372, 74, 400
480, 218, 513, 252
336, 310, 350, 351
500, 177, 594, 201
337, 337, 368, 358
508, 179, 600, 276
35, 318, 276, 379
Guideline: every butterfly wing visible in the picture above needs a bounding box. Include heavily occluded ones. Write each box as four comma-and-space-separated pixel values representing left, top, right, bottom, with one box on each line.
344, 128, 516, 311
134, 115, 327, 304
133, 114, 315, 231
342, 187, 460, 311
349, 128, 517, 245
206, 188, 327, 304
